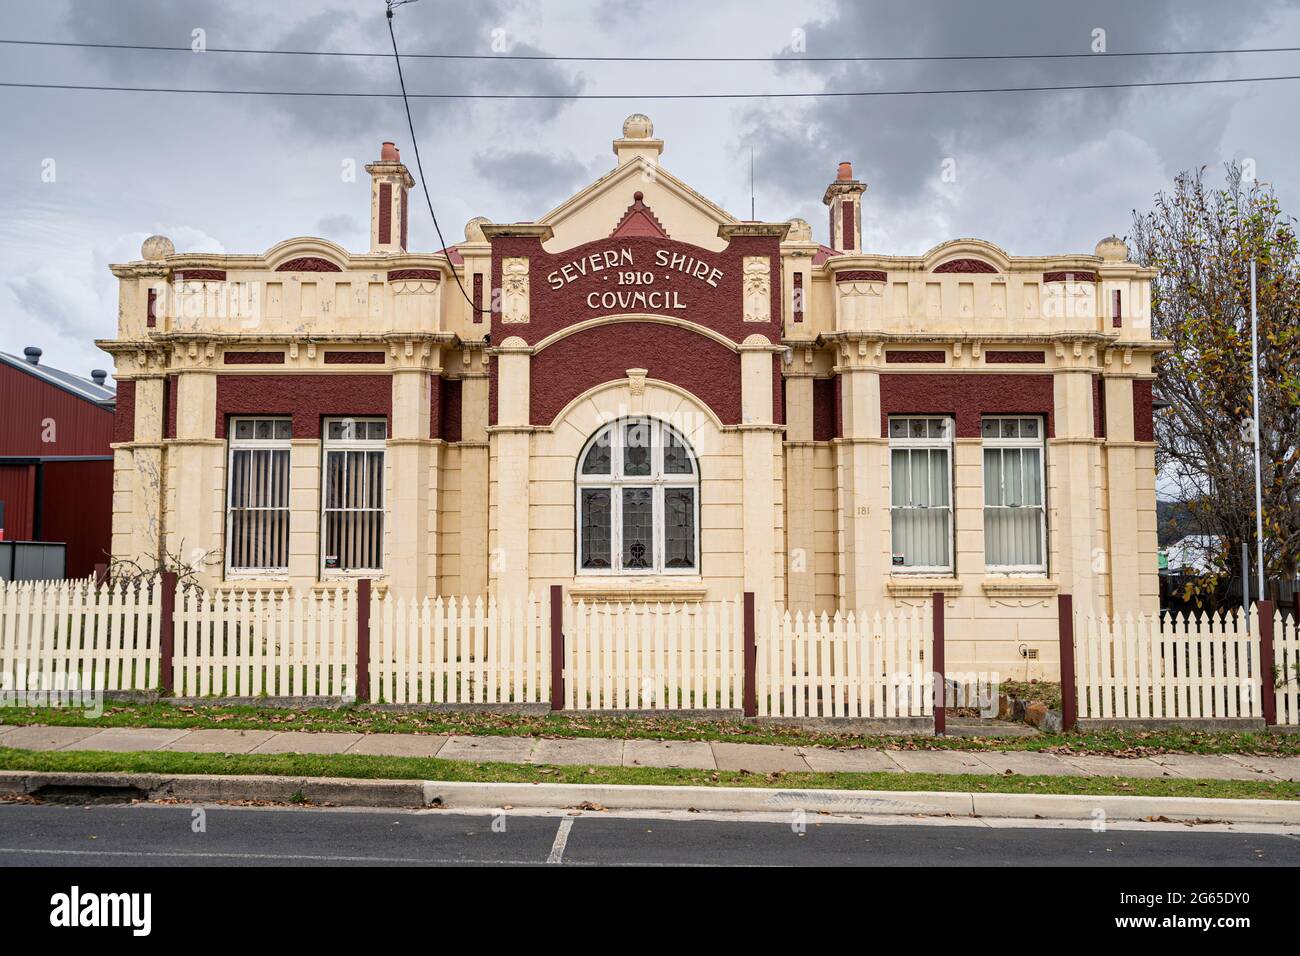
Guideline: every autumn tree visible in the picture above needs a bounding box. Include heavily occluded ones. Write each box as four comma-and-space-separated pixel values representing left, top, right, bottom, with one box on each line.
1130, 164, 1300, 603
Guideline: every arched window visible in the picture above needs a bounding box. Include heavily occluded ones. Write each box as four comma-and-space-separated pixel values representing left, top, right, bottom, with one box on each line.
575, 417, 699, 575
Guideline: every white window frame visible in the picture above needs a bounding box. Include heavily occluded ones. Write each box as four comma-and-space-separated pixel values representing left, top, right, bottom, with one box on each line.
575, 417, 700, 576
981, 415, 1048, 574
887, 415, 955, 575
225, 416, 293, 577
320, 417, 387, 576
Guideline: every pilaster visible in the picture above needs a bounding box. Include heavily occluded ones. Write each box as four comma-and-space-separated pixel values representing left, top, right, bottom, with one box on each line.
491, 337, 532, 605
739, 335, 781, 611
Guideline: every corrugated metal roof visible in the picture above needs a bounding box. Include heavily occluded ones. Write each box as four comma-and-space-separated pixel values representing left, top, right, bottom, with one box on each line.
0, 352, 116, 406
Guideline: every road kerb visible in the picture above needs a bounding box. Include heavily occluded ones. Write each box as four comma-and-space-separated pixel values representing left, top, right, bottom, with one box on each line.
2, 770, 1298, 825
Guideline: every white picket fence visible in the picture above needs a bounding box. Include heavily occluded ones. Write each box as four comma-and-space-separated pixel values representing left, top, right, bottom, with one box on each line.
370, 594, 548, 705
174, 588, 357, 697
1076, 608, 1267, 720
5, 575, 1298, 728
759, 607, 934, 718
563, 598, 744, 710
0, 578, 161, 693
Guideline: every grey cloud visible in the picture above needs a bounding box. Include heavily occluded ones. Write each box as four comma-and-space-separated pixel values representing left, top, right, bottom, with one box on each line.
739, 0, 1283, 251
315, 213, 364, 247
58, 0, 587, 134
472, 149, 590, 207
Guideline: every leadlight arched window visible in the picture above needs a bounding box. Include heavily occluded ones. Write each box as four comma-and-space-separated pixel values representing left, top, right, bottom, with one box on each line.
575, 417, 699, 575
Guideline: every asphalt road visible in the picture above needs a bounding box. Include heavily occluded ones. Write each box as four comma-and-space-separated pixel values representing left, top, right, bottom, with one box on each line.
1, 803, 1297, 866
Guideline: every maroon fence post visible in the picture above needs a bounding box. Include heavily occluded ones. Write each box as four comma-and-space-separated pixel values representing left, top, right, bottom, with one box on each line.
1258, 599, 1276, 726
355, 578, 371, 703
742, 592, 757, 718
550, 584, 565, 711
1058, 593, 1077, 732
932, 591, 946, 735
93, 563, 108, 587
159, 571, 177, 695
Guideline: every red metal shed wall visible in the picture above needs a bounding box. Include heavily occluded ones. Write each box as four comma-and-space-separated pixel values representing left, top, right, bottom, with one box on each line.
38, 459, 113, 577
0, 363, 114, 456
0, 464, 37, 539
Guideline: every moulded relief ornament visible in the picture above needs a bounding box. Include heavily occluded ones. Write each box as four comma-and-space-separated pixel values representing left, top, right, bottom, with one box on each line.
742, 256, 771, 322
502, 257, 530, 324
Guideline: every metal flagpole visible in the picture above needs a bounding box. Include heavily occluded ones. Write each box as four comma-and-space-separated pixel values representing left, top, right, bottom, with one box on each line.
1242, 540, 1249, 614
1249, 259, 1266, 602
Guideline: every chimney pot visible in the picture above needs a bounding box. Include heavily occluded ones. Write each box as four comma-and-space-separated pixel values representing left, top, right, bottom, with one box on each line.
91, 369, 108, 386
23, 346, 41, 365
837, 161, 853, 181
380, 141, 400, 162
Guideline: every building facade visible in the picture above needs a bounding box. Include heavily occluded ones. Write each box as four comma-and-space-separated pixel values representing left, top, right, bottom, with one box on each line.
102, 115, 1162, 676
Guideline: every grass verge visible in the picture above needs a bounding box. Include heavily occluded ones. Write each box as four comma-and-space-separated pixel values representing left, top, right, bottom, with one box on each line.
0, 746, 1296, 802
3, 700, 1298, 756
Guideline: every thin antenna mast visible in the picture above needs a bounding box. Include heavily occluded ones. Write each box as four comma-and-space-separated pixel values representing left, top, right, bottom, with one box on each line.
750, 146, 755, 220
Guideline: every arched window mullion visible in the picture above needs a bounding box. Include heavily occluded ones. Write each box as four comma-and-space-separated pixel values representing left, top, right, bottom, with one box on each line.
576, 416, 698, 577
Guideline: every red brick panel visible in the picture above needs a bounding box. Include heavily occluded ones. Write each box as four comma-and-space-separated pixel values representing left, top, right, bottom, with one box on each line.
224, 352, 285, 365
164, 374, 177, 440
214, 374, 392, 438
1093, 374, 1106, 439
323, 352, 385, 365
812, 377, 838, 441
489, 232, 782, 347
880, 373, 1055, 437
1133, 379, 1154, 442
772, 354, 785, 426
378, 183, 392, 246
440, 378, 462, 442
984, 351, 1045, 364
528, 322, 741, 426
886, 350, 946, 364
113, 380, 135, 444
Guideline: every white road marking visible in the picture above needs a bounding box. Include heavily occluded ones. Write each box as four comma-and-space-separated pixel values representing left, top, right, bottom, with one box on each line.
4, 801, 1294, 837
0, 845, 725, 867
547, 816, 574, 864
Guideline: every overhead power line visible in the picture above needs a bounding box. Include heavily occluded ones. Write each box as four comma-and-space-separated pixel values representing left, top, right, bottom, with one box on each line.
384, 1, 485, 315
3, 37, 1300, 63
2, 73, 1300, 99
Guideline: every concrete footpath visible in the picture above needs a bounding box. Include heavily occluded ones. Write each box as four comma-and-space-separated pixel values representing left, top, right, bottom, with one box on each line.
2, 723, 1299, 782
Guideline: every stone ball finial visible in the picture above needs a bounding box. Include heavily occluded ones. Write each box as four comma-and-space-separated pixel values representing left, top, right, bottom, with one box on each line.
622, 113, 654, 139
787, 218, 812, 242
141, 234, 174, 260
464, 216, 490, 242
1095, 235, 1128, 261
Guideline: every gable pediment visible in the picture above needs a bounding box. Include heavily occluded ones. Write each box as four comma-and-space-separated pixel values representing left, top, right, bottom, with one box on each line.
540, 157, 735, 253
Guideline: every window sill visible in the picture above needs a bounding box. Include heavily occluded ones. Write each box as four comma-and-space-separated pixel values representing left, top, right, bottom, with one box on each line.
885, 577, 962, 599
569, 577, 708, 603
981, 577, 1057, 600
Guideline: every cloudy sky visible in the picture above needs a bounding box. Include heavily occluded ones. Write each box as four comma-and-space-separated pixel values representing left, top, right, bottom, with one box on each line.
3, 0, 1299, 380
